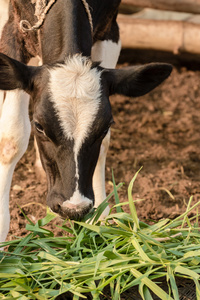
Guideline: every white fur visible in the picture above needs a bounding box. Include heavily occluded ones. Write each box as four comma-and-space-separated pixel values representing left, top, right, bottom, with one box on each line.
92, 130, 111, 218
62, 190, 92, 210
49, 55, 101, 152
91, 40, 121, 219
0, 165, 12, 249
0, 90, 30, 249
91, 40, 121, 69
0, 92, 5, 118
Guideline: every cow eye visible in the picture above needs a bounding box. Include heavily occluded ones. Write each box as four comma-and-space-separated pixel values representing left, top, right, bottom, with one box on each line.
101, 127, 110, 139
101, 120, 114, 139
103, 128, 109, 136
34, 121, 44, 134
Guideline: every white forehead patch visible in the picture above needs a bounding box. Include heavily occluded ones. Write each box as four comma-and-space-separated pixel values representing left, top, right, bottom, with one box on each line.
49, 55, 102, 153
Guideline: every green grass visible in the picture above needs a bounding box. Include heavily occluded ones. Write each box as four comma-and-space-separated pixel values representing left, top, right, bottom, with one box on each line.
0, 171, 200, 300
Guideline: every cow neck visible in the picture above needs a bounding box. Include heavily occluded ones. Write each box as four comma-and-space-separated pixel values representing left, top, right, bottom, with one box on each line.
38, 0, 93, 64
20, 0, 93, 36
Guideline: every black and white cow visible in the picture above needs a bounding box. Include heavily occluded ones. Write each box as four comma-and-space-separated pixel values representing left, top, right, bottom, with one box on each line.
0, 0, 172, 246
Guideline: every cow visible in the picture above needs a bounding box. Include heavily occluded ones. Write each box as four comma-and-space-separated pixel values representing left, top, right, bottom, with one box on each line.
0, 0, 172, 247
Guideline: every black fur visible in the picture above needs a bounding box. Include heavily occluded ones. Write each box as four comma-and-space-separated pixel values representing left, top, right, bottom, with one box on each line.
0, 53, 37, 91
104, 63, 173, 97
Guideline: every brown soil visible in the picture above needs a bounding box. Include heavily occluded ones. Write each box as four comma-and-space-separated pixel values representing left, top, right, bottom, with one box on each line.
7, 50, 200, 241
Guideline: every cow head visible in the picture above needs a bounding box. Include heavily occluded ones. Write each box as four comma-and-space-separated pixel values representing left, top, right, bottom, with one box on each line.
0, 53, 172, 220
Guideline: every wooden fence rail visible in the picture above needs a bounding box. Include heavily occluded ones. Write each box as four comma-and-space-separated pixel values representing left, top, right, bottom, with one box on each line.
118, 15, 200, 55
119, 0, 200, 55
121, 0, 200, 14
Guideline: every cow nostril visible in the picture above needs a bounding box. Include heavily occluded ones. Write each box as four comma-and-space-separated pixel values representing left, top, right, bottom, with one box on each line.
52, 200, 62, 214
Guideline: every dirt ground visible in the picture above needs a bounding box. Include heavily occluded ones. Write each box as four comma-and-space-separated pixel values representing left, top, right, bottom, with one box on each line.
8, 49, 200, 240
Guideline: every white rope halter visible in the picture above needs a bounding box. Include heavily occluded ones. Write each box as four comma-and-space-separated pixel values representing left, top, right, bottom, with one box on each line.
81, 0, 93, 34
20, 0, 93, 34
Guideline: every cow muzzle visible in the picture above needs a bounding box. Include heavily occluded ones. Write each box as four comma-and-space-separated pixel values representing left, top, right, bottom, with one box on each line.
48, 191, 93, 220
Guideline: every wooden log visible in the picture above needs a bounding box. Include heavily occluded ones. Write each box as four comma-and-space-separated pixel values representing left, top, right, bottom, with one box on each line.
0, 0, 9, 37
119, 4, 141, 15
121, 0, 200, 15
117, 15, 200, 55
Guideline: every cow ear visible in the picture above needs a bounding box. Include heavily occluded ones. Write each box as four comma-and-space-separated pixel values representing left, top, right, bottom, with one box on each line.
104, 63, 172, 97
0, 53, 36, 93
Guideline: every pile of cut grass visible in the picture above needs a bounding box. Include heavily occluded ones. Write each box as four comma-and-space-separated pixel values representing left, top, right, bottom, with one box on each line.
0, 171, 200, 300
